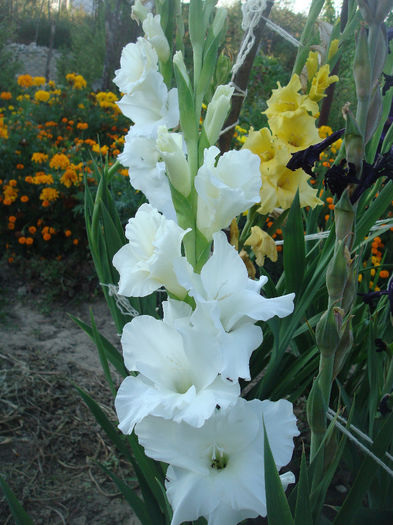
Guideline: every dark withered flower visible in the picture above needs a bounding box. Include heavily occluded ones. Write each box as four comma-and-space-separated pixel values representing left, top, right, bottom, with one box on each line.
358, 277, 393, 314
286, 128, 344, 176
324, 160, 359, 198
382, 73, 393, 95
350, 149, 393, 202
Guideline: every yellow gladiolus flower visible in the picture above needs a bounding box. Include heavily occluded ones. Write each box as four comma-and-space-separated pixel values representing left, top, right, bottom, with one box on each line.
244, 226, 278, 266
269, 110, 320, 150
265, 74, 319, 121
308, 65, 339, 102
243, 128, 322, 214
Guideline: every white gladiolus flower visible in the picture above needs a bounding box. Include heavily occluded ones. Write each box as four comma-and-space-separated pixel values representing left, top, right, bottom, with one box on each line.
175, 231, 295, 332
143, 13, 170, 62
204, 84, 234, 145
117, 78, 179, 133
113, 204, 188, 298
113, 38, 158, 94
136, 398, 299, 525
118, 128, 176, 221
131, 0, 150, 23
194, 146, 262, 239
156, 126, 191, 197
115, 305, 239, 432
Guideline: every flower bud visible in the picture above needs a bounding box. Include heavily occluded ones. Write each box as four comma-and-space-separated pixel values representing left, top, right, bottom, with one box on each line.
354, 26, 372, 99
306, 50, 319, 82
343, 106, 364, 172
315, 307, 340, 358
365, 86, 382, 144
156, 126, 191, 197
204, 84, 234, 145
342, 262, 357, 313
334, 189, 355, 243
131, 0, 150, 23
307, 379, 327, 434
333, 317, 353, 378
328, 39, 339, 61
326, 241, 349, 305
143, 13, 170, 63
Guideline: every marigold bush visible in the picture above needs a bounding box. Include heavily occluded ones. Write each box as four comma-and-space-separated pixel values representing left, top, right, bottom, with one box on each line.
0, 73, 141, 262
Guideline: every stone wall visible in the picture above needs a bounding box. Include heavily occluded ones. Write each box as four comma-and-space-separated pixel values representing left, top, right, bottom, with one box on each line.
7, 42, 62, 80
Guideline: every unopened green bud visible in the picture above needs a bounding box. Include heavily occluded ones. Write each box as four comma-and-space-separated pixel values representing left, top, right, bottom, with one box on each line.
365, 87, 383, 144
333, 317, 353, 378
307, 379, 327, 434
354, 26, 372, 98
156, 126, 191, 196
315, 307, 341, 358
343, 106, 364, 171
215, 53, 232, 86
342, 262, 357, 313
143, 13, 170, 63
326, 241, 349, 305
204, 84, 234, 145
334, 189, 355, 244
131, 0, 150, 23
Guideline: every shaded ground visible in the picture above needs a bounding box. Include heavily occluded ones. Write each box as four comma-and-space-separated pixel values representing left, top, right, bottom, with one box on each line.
0, 264, 139, 524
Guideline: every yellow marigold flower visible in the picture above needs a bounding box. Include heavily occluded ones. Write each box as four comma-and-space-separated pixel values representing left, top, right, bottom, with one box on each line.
308, 65, 339, 102
328, 39, 340, 61
31, 152, 48, 164
120, 168, 129, 177
243, 127, 322, 214
0, 92, 12, 100
92, 144, 109, 155
32, 76, 46, 86
49, 153, 70, 170
244, 226, 278, 266
306, 51, 319, 82
73, 75, 87, 89
39, 187, 59, 202
17, 74, 34, 88
318, 125, 333, 139
60, 168, 79, 187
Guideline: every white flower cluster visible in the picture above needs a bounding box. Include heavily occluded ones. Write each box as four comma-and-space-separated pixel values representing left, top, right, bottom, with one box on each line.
113, 28, 299, 525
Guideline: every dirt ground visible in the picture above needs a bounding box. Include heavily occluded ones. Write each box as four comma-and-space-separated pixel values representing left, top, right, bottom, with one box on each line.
0, 264, 140, 524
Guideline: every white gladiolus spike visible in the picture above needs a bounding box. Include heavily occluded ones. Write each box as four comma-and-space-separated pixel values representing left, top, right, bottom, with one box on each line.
117, 80, 179, 134
115, 307, 239, 432
204, 84, 235, 145
136, 398, 299, 525
118, 128, 176, 220
113, 38, 158, 94
112, 204, 189, 298
175, 231, 295, 332
195, 147, 262, 239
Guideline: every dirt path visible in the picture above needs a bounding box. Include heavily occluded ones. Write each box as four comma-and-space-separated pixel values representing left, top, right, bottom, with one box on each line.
0, 276, 140, 524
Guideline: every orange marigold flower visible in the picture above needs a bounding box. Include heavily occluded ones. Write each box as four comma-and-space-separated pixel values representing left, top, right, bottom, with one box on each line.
60, 168, 79, 188
9, 179, 17, 187
25, 237, 34, 245
17, 74, 33, 88
76, 122, 88, 130
120, 168, 129, 177
20, 195, 29, 202
73, 238, 79, 245
28, 226, 37, 234
0, 92, 12, 100
39, 187, 59, 202
49, 153, 70, 170
8, 257, 14, 264
64, 229, 72, 237
379, 270, 389, 278
42, 232, 51, 241
18, 236, 26, 245
25, 175, 33, 183
8, 215, 16, 222
8, 222, 15, 230
31, 152, 48, 164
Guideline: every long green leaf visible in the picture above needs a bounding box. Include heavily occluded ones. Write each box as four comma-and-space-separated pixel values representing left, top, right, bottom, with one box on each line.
294, 449, 313, 525
0, 477, 34, 525
98, 463, 153, 525
263, 423, 294, 525
283, 191, 305, 296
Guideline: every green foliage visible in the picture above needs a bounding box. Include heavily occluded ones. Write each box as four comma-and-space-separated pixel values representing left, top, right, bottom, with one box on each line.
0, 22, 21, 92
